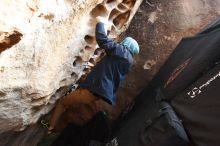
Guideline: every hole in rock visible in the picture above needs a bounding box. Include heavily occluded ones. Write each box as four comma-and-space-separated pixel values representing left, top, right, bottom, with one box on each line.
113, 10, 131, 29
100, 51, 106, 58
0, 30, 23, 53
89, 58, 96, 65
110, 25, 118, 37
107, 30, 111, 35
90, 4, 108, 17
0, 91, 6, 97
38, 13, 55, 20
85, 45, 93, 50
60, 78, 68, 84
94, 48, 103, 55
77, 74, 87, 84
71, 72, 77, 78
73, 56, 83, 66
122, 0, 136, 8
109, 8, 121, 20
118, 3, 128, 11
107, 0, 116, 3
84, 35, 95, 44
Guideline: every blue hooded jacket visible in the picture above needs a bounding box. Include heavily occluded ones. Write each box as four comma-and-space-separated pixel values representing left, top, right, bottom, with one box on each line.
80, 22, 134, 105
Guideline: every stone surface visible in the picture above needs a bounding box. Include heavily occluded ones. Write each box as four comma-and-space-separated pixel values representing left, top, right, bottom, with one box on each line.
0, 0, 142, 134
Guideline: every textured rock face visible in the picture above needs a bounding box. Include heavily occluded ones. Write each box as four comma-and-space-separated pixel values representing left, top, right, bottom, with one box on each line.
0, 0, 142, 133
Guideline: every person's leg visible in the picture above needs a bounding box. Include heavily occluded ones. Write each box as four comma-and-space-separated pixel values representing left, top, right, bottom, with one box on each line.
52, 112, 110, 146
73, 111, 111, 146
48, 88, 98, 131
50, 123, 82, 146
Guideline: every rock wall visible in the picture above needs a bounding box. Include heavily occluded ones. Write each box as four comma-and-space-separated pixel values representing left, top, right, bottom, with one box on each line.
0, 0, 142, 134
118, 0, 220, 107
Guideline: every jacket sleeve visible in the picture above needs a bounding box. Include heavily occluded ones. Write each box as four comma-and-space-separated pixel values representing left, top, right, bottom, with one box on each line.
95, 22, 119, 53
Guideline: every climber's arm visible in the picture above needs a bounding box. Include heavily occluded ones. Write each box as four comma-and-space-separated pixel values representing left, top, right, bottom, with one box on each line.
95, 22, 119, 53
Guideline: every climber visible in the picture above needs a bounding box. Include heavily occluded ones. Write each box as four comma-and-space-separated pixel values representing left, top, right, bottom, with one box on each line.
47, 16, 140, 145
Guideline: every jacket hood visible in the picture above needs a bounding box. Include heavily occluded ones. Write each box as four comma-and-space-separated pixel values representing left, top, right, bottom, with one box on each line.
120, 37, 140, 55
